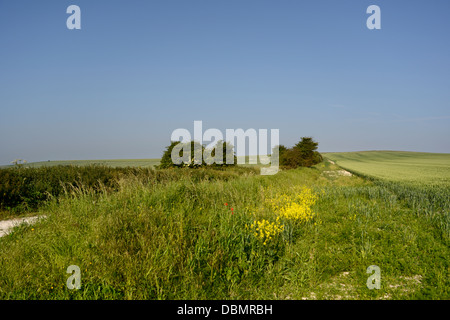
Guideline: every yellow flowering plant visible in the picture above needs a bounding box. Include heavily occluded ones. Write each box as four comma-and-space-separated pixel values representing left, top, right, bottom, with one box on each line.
246, 187, 319, 246
267, 187, 318, 223
248, 217, 284, 246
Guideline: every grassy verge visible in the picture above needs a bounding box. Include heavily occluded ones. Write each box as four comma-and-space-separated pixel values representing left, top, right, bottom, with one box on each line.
0, 162, 448, 299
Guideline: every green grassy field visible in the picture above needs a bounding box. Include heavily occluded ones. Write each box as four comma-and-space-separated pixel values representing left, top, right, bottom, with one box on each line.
0, 154, 275, 170
1, 156, 268, 170
0, 158, 161, 169
324, 151, 450, 186
0, 152, 448, 299
324, 151, 450, 243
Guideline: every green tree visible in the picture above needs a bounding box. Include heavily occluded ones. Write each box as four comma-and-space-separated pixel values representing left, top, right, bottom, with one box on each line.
207, 140, 237, 167
294, 137, 322, 167
158, 141, 182, 169
158, 140, 207, 169
278, 137, 322, 169
280, 147, 304, 168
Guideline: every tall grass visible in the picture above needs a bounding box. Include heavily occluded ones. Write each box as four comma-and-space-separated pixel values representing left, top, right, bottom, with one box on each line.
0, 165, 258, 214
0, 165, 448, 299
324, 156, 450, 242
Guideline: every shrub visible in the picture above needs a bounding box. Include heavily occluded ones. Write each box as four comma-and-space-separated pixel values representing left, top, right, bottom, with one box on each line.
0, 164, 257, 212
0, 165, 138, 211
207, 140, 237, 167
158, 141, 206, 168
276, 137, 323, 169
158, 140, 237, 169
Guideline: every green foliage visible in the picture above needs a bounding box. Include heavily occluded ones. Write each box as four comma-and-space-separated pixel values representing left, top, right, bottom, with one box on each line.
158, 140, 237, 169
0, 165, 129, 212
0, 152, 448, 300
0, 164, 448, 299
276, 144, 288, 157
325, 151, 450, 242
0, 164, 258, 212
207, 140, 237, 167
277, 137, 323, 169
158, 141, 182, 169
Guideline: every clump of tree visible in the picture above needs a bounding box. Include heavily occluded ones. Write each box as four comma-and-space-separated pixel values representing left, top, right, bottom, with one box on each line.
158, 140, 237, 169
274, 137, 322, 169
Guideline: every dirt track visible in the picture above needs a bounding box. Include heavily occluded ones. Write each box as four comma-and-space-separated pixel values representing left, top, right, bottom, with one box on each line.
0, 216, 44, 238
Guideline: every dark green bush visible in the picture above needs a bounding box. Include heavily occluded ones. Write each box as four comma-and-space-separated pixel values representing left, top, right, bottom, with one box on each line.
275, 137, 323, 169
0, 165, 133, 212
158, 140, 237, 169
0, 164, 257, 212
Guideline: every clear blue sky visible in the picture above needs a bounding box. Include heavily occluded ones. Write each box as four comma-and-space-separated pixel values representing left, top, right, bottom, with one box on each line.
1, 0, 449, 165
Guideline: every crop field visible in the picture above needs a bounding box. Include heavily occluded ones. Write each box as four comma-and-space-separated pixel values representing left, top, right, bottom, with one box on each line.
0, 153, 448, 300
0, 159, 161, 169
324, 151, 450, 186
325, 151, 450, 245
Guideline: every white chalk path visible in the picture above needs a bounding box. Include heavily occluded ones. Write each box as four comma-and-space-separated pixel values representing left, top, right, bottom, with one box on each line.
322, 170, 353, 177
0, 216, 45, 238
